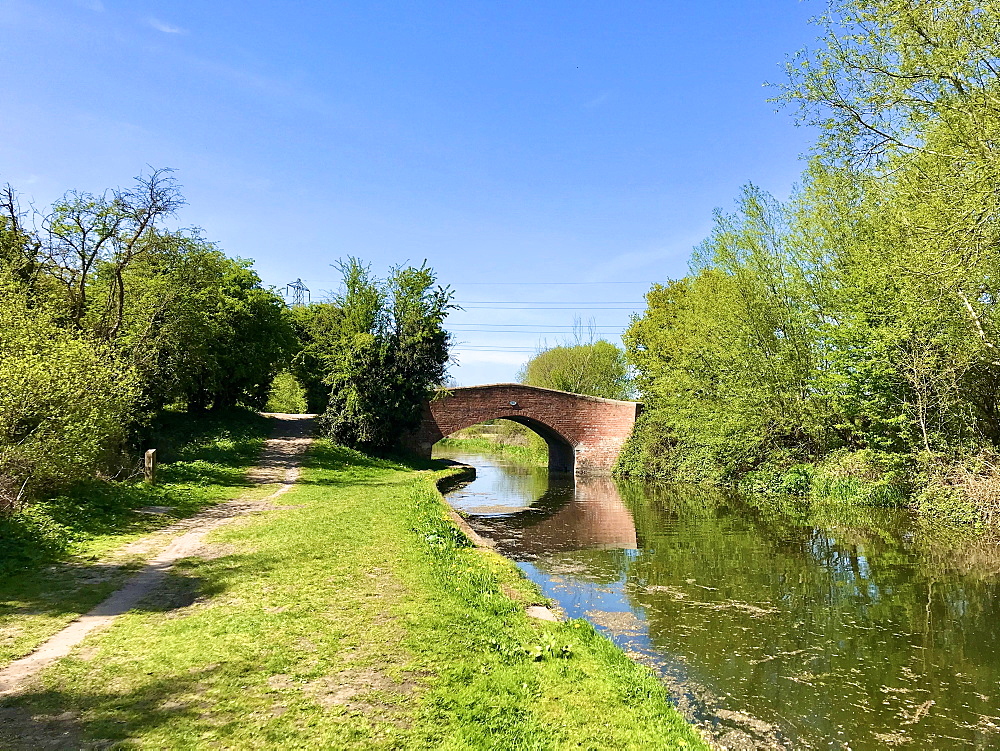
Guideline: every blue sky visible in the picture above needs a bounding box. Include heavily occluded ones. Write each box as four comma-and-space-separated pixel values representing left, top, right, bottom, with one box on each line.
1, 0, 820, 385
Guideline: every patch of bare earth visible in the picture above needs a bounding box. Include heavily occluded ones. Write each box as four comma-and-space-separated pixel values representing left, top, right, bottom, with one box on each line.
267, 667, 422, 724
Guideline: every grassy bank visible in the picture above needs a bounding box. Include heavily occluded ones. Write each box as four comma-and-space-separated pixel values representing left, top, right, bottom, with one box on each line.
0, 408, 273, 670
618, 415, 1000, 527
436, 436, 548, 466
2, 439, 705, 749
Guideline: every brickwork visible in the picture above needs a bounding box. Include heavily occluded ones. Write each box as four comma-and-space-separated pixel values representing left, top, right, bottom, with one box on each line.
403, 383, 642, 475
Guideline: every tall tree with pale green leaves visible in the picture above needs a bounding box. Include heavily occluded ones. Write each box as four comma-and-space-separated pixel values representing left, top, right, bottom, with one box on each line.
622, 1, 1000, 487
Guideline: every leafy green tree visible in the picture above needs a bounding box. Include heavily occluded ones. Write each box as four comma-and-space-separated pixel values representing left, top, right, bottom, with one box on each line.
0, 272, 137, 509
39, 169, 184, 337
321, 259, 454, 452
519, 339, 632, 400
266, 371, 309, 414
120, 240, 297, 411
623, 3, 1000, 490
779, 0, 1000, 451
287, 302, 344, 414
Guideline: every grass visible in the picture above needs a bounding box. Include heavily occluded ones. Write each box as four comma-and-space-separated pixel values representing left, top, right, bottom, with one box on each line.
1, 439, 705, 750
437, 436, 548, 466
0, 407, 273, 670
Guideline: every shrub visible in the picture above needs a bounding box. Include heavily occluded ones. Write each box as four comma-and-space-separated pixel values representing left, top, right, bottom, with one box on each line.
917, 449, 1000, 526
810, 449, 913, 506
0, 281, 138, 509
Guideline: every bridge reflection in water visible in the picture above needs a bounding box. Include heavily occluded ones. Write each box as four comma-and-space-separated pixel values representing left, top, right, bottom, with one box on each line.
436, 448, 637, 559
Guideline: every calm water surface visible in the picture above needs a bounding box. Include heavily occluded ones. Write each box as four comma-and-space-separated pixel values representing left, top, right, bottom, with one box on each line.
434, 447, 1000, 750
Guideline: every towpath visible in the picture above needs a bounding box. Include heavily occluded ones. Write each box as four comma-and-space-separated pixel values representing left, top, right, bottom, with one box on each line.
0, 413, 314, 700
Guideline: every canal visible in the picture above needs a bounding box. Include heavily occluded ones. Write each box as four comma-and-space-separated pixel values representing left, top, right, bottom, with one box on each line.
434, 446, 1000, 749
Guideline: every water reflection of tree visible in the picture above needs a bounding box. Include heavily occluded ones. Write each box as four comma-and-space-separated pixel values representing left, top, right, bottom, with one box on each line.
615, 482, 1000, 749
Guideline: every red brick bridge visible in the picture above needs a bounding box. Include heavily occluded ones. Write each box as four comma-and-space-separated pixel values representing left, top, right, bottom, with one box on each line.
403, 384, 642, 474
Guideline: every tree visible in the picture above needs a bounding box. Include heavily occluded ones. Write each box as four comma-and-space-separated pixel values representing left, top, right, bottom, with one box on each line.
287, 303, 344, 414
39, 169, 184, 337
777, 0, 1000, 171
0, 272, 137, 509
779, 0, 1000, 448
0, 169, 298, 508
519, 339, 632, 400
321, 259, 454, 452
121, 240, 297, 411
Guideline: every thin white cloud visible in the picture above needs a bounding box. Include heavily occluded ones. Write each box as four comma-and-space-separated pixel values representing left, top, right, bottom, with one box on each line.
582, 231, 709, 283
148, 17, 185, 34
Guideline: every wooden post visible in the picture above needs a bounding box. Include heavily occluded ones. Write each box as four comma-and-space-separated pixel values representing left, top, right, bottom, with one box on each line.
144, 449, 157, 484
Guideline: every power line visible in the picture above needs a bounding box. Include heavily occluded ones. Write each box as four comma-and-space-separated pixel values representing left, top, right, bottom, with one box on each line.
457, 299, 645, 302
461, 306, 640, 310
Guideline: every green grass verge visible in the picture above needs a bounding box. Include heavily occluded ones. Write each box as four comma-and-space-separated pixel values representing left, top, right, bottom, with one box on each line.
436, 436, 548, 466
2, 440, 705, 750
0, 408, 273, 670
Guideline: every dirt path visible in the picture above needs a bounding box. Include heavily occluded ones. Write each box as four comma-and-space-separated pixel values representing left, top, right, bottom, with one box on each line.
0, 414, 315, 700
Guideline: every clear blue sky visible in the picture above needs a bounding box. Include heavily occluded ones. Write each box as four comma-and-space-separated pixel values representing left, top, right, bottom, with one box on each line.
1, 0, 820, 386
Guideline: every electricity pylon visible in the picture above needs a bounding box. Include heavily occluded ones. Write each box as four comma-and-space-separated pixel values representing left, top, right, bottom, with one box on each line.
285, 278, 310, 307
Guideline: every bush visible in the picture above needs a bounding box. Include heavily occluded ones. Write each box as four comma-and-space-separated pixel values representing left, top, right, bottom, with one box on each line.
614, 410, 730, 483
741, 460, 814, 496
0, 281, 138, 509
810, 449, 913, 506
916, 450, 1000, 526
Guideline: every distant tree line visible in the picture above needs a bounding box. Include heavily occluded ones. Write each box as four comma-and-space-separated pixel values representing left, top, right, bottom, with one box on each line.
0, 171, 453, 511
619, 0, 1000, 522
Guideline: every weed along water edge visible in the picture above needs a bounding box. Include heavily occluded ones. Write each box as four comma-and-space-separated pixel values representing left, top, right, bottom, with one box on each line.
0, 416, 705, 749
434, 444, 1000, 750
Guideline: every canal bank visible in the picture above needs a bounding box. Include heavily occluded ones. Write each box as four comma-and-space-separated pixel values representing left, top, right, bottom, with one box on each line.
436, 444, 1000, 750
0, 438, 706, 749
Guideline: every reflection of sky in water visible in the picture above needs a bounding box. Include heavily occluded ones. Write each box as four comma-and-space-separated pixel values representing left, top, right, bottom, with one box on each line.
440, 451, 549, 514
519, 557, 695, 683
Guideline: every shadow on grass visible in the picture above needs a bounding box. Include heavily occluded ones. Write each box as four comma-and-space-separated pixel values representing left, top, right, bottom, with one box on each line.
0, 562, 139, 625
142, 407, 273, 464
0, 550, 285, 747
0, 408, 277, 659
0, 664, 226, 750
1, 409, 273, 575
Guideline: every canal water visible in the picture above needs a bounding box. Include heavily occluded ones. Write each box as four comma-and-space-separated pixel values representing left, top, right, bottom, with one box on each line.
434, 446, 1000, 750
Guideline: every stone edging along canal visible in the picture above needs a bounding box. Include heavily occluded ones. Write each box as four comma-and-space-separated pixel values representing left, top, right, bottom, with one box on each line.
433, 462, 566, 624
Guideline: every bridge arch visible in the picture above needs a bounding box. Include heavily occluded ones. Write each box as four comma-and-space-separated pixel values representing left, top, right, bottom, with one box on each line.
403, 383, 642, 475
